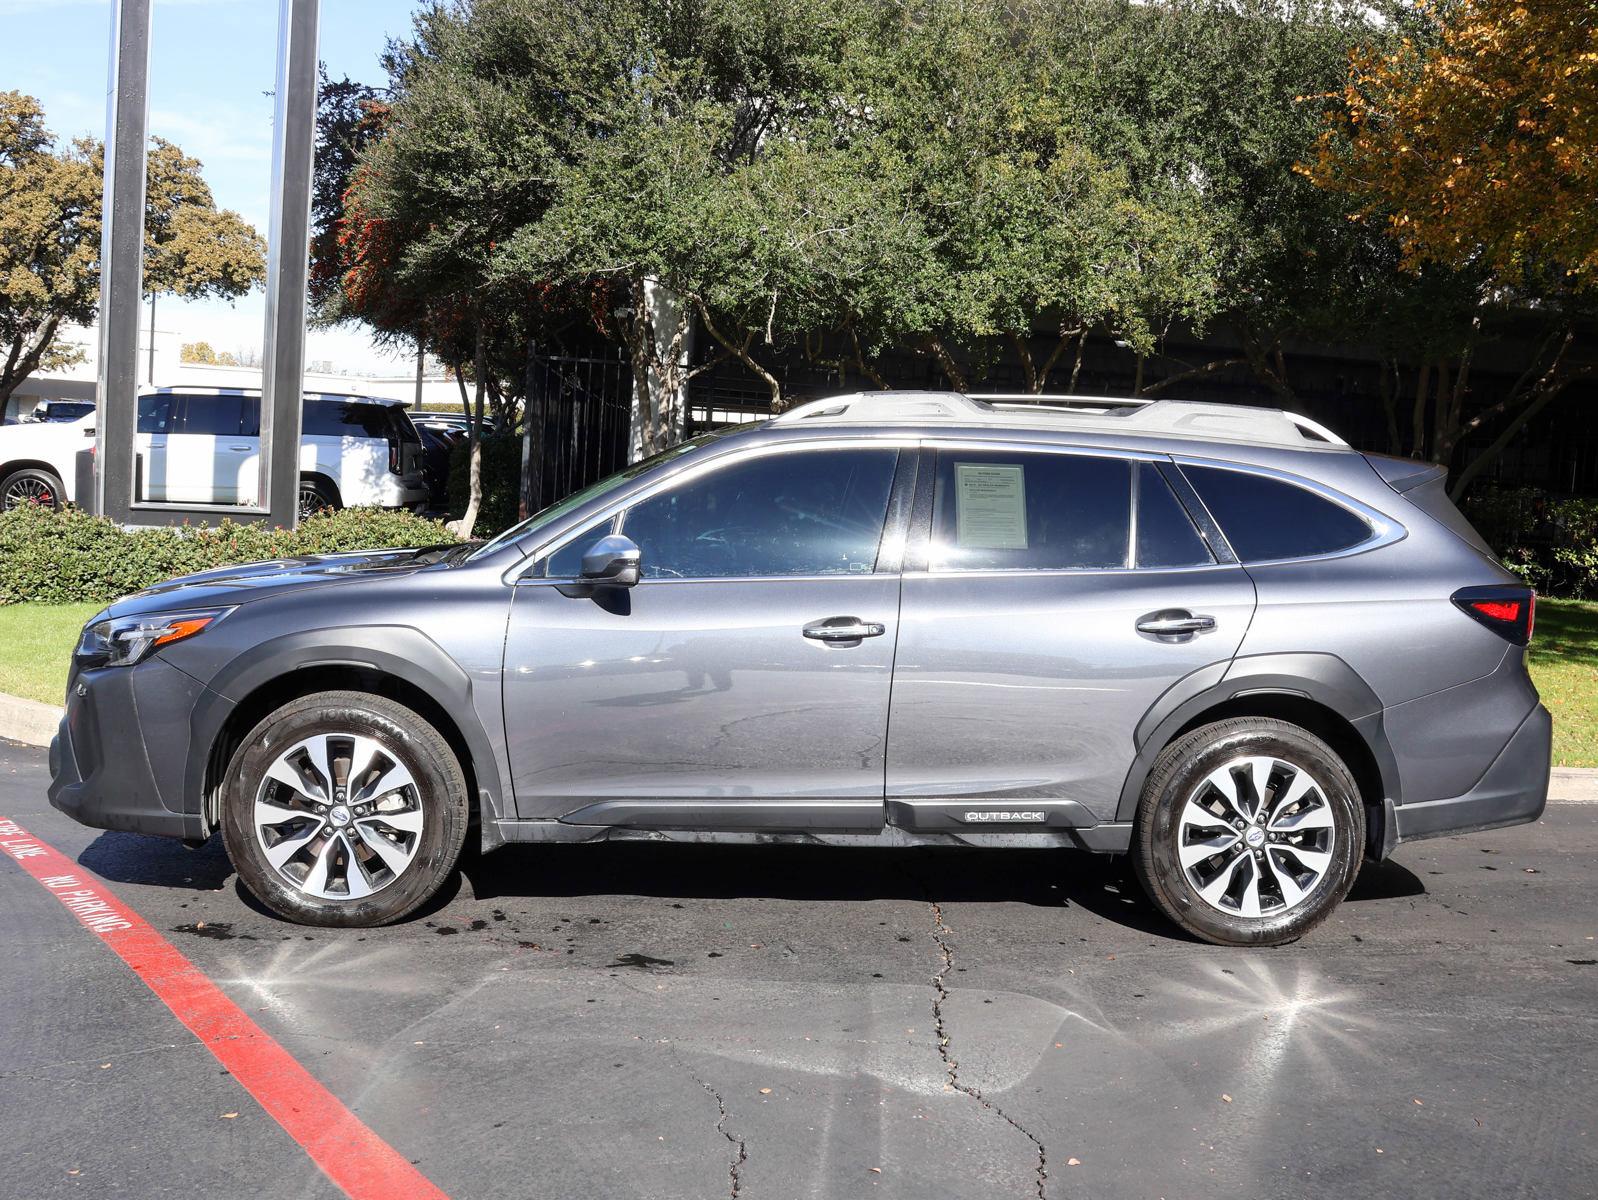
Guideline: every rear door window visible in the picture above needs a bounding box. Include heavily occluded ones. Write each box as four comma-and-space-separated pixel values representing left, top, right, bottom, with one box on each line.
173, 393, 247, 437
303, 401, 392, 439
930, 449, 1130, 571
1181, 464, 1372, 562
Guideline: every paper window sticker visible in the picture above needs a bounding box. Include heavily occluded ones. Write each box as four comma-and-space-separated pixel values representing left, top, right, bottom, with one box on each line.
954, 463, 1028, 549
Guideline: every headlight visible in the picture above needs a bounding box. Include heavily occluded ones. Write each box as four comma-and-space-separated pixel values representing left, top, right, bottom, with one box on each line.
75, 608, 233, 669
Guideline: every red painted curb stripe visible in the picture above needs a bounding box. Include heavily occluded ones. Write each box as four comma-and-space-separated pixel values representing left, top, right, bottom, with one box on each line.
0, 818, 450, 1200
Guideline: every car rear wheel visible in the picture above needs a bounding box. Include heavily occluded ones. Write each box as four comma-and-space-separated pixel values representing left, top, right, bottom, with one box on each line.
298, 476, 340, 519
221, 690, 470, 927
1133, 717, 1365, 947
1, 467, 65, 511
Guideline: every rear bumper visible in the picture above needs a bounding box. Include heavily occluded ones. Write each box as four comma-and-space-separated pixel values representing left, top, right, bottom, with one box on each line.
379, 477, 429, 508
1393, 703, 1551, 843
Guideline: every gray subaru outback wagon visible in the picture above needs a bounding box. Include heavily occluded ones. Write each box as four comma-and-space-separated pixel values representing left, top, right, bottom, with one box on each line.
49, 391, 1550, 945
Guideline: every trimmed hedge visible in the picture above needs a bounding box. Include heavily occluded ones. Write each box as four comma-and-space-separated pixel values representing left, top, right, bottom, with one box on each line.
0, 503, 458, 606
1461, 485, 1598, 599
446, 434, 522, 537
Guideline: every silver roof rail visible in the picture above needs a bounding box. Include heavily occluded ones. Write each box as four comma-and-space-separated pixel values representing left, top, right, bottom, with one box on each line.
769, 389, 1351, 449
968, 393, 1151, 411
1283, 411, 1349, 446
774, 391, 989, 423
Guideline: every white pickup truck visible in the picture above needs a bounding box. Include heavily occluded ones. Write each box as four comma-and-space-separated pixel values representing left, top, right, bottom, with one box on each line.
0, 387, 428, 516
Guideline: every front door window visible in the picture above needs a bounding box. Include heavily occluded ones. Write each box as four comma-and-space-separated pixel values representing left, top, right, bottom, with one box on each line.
617, 447, 899, 579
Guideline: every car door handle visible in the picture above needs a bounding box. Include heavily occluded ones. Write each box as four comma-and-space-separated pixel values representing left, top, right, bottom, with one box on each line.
1136, 610, 1216, 638
228, 444, 253, 452
803, 617, 886, 642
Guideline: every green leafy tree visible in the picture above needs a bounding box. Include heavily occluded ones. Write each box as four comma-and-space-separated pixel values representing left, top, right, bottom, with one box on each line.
0, 91, 266, 412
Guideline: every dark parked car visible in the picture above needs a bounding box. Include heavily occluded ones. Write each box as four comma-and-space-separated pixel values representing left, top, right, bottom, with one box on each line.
49, 391, 1549, 945
27, 399, 97, 424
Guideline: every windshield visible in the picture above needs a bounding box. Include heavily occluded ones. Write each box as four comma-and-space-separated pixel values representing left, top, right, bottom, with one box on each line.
470, 433, 718, 559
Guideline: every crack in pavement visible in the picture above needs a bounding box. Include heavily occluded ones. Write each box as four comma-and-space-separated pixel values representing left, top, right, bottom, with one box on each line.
929, 901, 1050, 1200
670, 1049, 748, 1198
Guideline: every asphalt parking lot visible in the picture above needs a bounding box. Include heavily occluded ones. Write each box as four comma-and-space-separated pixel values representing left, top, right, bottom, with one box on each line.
2, 738, 1594, 1200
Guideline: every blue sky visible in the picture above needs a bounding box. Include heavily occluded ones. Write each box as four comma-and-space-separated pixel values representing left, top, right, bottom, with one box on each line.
4, 0, 424, 375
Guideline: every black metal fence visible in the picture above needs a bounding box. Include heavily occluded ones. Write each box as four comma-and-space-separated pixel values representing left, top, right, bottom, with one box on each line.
519, 346, 632, 518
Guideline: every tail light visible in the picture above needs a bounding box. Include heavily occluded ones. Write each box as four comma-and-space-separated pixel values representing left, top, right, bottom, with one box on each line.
1452, 586, 1535, 645
388, 435, 401, 474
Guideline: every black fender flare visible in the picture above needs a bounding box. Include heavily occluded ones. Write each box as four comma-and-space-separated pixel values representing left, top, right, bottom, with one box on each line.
1114, 652, 1399, 823
184, 625, 509, 834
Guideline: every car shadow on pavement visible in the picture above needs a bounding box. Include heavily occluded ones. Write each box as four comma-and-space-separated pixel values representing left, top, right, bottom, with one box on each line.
74, 831, 1426, 941
79, 830, 234, 891
459, 842, 1426, 940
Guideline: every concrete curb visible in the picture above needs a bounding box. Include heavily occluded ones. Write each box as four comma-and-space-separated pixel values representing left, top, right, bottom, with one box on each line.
1550, 768, 1598, 803
0, 691, 62, 749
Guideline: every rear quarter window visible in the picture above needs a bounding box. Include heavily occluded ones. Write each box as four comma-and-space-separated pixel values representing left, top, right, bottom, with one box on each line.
303, 401, 397, 439
1181, 464, 1373, 562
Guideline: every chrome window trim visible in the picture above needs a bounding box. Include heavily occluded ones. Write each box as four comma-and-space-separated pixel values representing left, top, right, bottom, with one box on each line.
902, 562, 1246, 581
507, 435, 916, 586
922, 436, 1164, 463
1171, 454, 1407, 566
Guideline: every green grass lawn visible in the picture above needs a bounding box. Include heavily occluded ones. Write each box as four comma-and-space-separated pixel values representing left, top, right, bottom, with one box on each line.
1528, 597, 1598, 767
0, 603, 102, 706
0, 596, 1595, 764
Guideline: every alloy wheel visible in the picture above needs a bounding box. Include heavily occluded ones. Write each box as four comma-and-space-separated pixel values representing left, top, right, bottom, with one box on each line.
298, 484, 328, 519
1176, 755, 1336, 919
253, 732, 425, 901
3, 477, 56, 510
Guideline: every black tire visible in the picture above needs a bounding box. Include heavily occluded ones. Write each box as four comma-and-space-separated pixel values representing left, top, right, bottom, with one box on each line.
221, 690, 470, 927
298, 475, 340, 519
1, 466, 65, 511
1133, 717, 1365, 947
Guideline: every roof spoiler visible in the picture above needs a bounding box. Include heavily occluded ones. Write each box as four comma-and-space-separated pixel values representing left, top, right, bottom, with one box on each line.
1364, 453, 1448, 493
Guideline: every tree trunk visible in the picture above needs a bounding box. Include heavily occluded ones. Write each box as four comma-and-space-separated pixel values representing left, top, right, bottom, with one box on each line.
1448, 333, 1592, 500
924, 337, 966, 391
1138, 356, 1245, 398
624, 276, 695, 460
1449, 379, 1572, 501
1428, 358, 1458, 465
1236, 323, 1296, 404
0, 317, 63, 415
1378, 360, 1402, 456
849, 329, 888, 390
448, 323, 489, 540
696, 300, 782, 412
1009, 331, 1037, 393
1410, 362, 1432, 459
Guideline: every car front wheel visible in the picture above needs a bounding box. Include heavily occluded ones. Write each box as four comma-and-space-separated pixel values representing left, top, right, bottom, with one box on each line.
221, 690, 470, 927
1133, 717, 1365, 947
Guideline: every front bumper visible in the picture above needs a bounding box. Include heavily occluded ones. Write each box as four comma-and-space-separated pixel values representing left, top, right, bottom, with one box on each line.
1393, 703, 1552, 843
47, 656, 219, 841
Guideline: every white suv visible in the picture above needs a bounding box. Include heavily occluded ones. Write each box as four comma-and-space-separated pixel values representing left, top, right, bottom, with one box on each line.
0, 388, 429, 516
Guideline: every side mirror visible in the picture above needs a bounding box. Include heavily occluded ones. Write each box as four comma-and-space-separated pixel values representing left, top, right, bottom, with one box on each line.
579, 533, 641, 589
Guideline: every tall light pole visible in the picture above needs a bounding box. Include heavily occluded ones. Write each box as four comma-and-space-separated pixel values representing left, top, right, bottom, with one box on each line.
93, 0, 150, 520
256, 0, 320, 527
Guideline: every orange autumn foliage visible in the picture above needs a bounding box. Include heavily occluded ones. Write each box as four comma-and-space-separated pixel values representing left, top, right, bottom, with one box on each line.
1306, 0, 1598, 290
